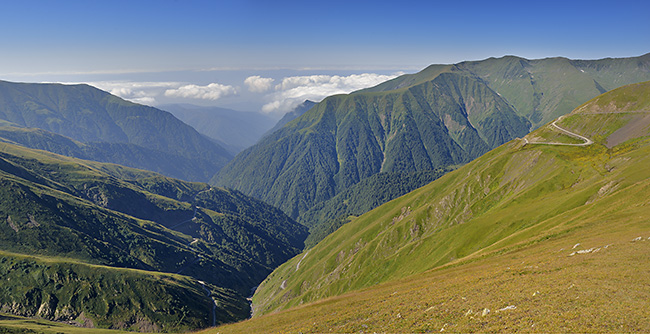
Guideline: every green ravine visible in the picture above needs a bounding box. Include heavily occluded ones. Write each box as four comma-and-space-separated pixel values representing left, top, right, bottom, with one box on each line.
246, 81, 650, 325
0, 141, 307, 330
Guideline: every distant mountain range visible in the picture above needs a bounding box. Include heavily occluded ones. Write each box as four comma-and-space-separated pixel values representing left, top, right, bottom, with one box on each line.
160, 104, 276, 154
213, 54, 650, 229
0, 81, 232, 181
241, 81, 650, 332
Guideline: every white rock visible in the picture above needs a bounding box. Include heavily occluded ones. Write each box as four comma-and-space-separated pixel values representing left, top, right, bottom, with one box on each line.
498, 305, 516, 312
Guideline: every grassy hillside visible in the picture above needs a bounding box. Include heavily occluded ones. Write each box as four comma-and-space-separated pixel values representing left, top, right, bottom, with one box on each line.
213, 54, 650, 229
0, 81, 232, 181
0, 313, 132, 333
208, 205, 650, 332
0, 142, 307, 330
243, 81, 650, 327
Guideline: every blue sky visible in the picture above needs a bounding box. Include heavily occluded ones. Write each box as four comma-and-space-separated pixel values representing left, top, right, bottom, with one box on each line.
1, 0, 648, 115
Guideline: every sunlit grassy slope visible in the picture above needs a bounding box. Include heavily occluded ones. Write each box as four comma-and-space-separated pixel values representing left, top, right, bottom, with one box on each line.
0, 313, 131, 333
208, 81, 650, 332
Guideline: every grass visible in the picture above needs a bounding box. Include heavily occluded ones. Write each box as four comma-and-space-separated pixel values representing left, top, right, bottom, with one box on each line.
250, 138, 600, 315
586, 81, 650, 111
207, 201, 650, 333
207, 142, 650, 332
226, 82, 650, 332
0, 250, 250, 332
0, 313, 131, 333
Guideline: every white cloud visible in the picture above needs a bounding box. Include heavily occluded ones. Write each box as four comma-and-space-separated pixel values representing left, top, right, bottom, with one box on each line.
82, 81, 181, 106
69, 80, 239, 106
244, 75, 274, 93
260, 72, 402, 113
128, 96, 157, 105
164, 83, 238, 100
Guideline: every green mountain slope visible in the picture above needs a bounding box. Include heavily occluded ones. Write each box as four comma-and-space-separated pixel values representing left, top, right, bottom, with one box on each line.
213, 54, 650, 225
247, 81, 650, 321
369, 54, 650, 128
214, 70, 529, 219
0, 81, 232, 181
212, 203, 650, 333
0, 142, 308, 330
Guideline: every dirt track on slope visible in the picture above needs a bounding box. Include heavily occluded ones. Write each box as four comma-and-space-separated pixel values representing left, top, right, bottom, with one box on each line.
525, 116, 593, 146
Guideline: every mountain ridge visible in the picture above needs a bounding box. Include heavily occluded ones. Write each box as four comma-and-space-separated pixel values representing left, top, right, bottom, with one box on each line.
0, 80, 232, 181
263, 100, 317, 138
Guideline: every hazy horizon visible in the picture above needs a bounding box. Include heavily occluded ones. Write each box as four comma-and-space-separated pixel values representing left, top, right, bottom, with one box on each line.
2, 0, 648, 116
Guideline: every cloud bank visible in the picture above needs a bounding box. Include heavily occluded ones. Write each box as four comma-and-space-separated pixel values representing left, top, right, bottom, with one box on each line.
86, 81, 180, 106
164, 83, 237, 100
261, 73, 402, 113
76, 71, 402, 113
244, 75, 274, 93
83, 81, 240, 106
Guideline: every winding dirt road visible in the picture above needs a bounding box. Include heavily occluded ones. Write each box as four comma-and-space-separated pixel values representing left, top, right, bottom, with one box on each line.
524, 115, 593, 146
